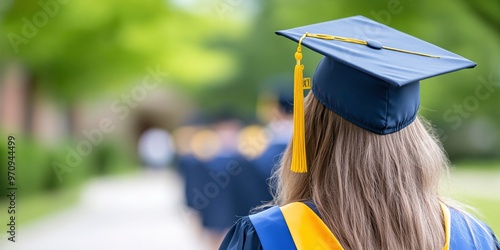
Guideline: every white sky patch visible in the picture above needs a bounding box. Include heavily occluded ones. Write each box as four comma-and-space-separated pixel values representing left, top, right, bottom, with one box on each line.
167, 0, 212, 14
167, 0, 260, 21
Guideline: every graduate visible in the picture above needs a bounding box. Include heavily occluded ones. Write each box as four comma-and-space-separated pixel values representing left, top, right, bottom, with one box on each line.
212, 118, 269, 221
220, 16, 500, 250
196, 120, 239, 247
251, 86, 294, 203
173, 125, 205, 209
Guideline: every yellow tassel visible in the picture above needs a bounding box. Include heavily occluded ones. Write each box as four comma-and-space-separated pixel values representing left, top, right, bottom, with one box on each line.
290, 34, 308, 173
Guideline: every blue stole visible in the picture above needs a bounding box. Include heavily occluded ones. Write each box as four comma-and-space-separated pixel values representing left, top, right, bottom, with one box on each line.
249, 206, 296, 250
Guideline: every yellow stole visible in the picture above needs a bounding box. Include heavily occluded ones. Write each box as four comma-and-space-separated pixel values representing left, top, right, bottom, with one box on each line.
280, 202, 451, 250
280, 202, 344, 250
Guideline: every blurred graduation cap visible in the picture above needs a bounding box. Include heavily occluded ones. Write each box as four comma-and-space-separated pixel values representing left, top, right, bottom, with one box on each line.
276, 15, 476, 173
261, 75, 295, 115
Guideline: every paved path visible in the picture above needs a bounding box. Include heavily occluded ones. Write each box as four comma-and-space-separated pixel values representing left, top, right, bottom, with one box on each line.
0, 170, 209, 250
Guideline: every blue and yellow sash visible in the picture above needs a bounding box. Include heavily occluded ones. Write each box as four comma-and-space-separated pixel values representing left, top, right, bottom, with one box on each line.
249, 202, 344, 250
249, 202, 496, 250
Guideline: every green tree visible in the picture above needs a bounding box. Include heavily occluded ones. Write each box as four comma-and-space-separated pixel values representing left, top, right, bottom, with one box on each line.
0, 0, 243, 133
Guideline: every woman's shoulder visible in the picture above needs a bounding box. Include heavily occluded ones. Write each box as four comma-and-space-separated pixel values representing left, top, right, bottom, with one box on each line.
219, 216, 263, 250
219, 203, 317, 250
449, 207, 500, 249
219, 205, 291, 250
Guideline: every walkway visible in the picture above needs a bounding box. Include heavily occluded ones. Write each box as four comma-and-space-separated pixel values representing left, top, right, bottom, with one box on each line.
0, 170, 208, 250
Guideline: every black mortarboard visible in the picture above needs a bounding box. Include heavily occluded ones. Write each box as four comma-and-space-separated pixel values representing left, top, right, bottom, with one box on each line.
276, 15, 476, 173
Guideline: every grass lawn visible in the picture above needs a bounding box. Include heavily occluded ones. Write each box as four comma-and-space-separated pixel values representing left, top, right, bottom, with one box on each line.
444, 161, 500, 235
456, 196, 500, 235
0, 187, 80, 227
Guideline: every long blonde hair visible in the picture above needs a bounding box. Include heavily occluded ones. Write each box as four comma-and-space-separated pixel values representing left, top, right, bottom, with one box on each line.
273, 93, 449, 249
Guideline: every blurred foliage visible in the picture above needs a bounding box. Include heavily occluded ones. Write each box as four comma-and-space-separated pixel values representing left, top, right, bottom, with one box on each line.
0, 0, 244, 103
0, 133, 136, 200
461, 0, 500, 32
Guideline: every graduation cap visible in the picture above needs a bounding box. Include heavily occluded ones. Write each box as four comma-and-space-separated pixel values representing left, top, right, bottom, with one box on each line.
260, 75, 295, 115
276, 15, 476, 173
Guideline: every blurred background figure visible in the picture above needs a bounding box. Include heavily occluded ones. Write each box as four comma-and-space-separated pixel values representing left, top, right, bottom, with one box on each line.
178, 124, 224, 249
199, 114, 247, 248
173, 123, 203, 210
138, 127, 175, 169
252, 77, 294, 201
236, 123, 271, 206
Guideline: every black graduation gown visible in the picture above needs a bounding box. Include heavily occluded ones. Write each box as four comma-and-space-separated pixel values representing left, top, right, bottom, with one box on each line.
176, 154, 204, 209
219, 217, 263, 250
219, 202, 319, 250
201, 154, 241, 231
229, 154, 268, 218
252, 143, 287, 178
251, 143, 288, 201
